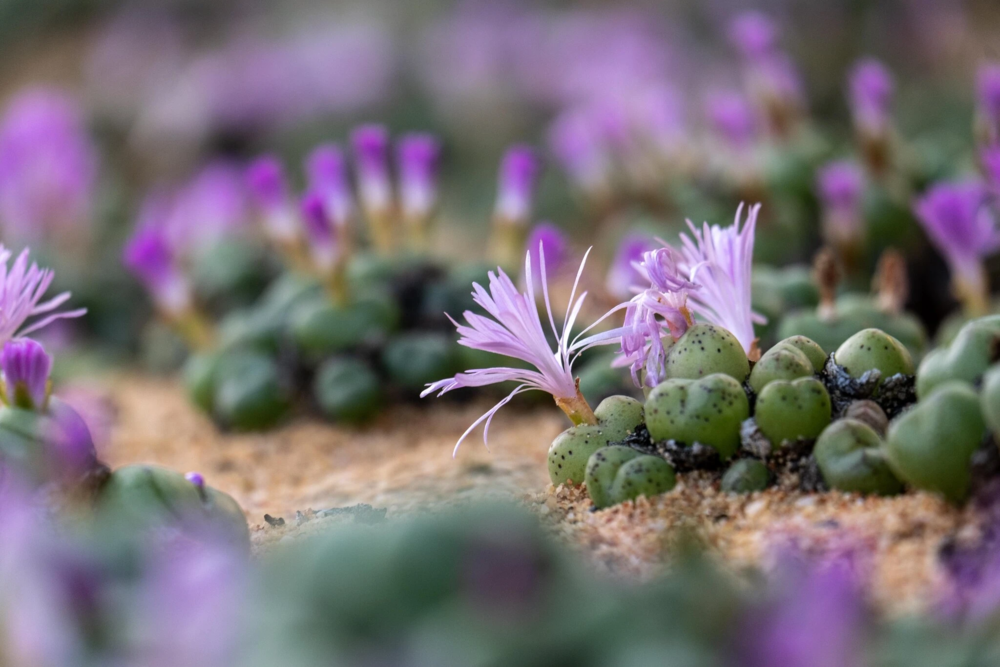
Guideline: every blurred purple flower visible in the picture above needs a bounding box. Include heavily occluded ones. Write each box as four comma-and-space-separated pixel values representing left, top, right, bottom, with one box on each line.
728, 11, 778, 62
817, 160, 866, 246
190, 24, 394, 135
0, 88, 98, 244
818, 160, 865, 213
983, 146, 1000, 193
45, 397, 99, 481
548, 109, 609, 195
679, 203, 765, 356
606, 233, 657, 300
524, 223, 568, 287
167, 161, 248, 253
848, 58, 894, 137
124, 216, 190, 317
299, 192, 339, 273
977, 63, 1000, 143
422, 250, 610, 452
305, 144, 354, 230
130, 533, 249, 667
913, 181, 1000, 292
397, 133, 442, 223
351, 124, 393, 216
629, 84, 686, 156
246, 156, 298, 244
0, 246, 85, 345
1, 338, 51, 410
707, 90, 758, 151
494, 145, 541, 225
740, 553, 866, 667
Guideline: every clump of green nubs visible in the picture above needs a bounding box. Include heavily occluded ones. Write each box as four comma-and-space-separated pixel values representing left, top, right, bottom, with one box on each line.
551, 316, 1000, 509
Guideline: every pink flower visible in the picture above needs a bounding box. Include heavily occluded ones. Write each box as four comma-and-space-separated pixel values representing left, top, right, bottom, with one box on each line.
0, 246, 85, 345
679, 203, 764, 356
914, 180, 1000, 296
422, 248, 610, 454
618, 247, 697, 387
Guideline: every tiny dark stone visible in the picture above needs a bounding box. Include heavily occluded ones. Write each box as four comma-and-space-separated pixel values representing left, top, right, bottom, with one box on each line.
264, 514, 285, 527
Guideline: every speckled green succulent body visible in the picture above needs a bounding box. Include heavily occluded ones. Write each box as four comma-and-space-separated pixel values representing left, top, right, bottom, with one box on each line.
814, 419, 902, 496
313, 358, 383, 424
213, 350, 291, 431
754, 377, 831, 446
548, 424, 620, 486
593, 395, 644, 440
747, 344, 813, 393
776, 336, 826, 371
834, 328, 914, 386
585, 446, 676, 509
981, 366, 1000, 440
884, 382, 985, 503
645, 373, 749, 459
98, 464, 250, 546
916, 316, 1000, 399
585, 446, 641, 508
721, 459, 771, 493
663, 324, 749, 382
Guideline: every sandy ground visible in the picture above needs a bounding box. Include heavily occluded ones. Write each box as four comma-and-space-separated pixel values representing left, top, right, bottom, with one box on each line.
101, 373, 981, 615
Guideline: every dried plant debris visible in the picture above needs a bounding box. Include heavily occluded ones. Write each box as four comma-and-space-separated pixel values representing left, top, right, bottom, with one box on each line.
821, 354, 915, 418
611, 424, 723, 472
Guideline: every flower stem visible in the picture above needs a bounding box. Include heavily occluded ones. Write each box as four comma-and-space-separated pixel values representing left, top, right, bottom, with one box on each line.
955, 268, 990, 317
554, 381, 597, 426
173, 308, 215, 351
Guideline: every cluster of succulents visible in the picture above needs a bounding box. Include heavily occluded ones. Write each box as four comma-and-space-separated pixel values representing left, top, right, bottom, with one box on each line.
538, 313, 1000, 510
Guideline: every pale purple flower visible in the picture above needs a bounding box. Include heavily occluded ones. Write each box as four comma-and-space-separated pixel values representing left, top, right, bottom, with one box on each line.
818, 161, 865, 213
913, 181, 1000, 290
299, 192, 339, 273
132, 534, 248, 667
619, 247, 698, 387
351, 124, 393, 214
1, 338, 51, 410
0, 88, 98, 244
45, 398, 98, 480
524, 223, 568, 287
707, 90, 758, 151
606, 233, 657, 300
818, 161, 866, 244
124, 220, 190, 317
728, 11, 778, 62
976, 63, 1000, 142
983, 146, 1000, 193
630, 84, 685, 152
167, 161, 248, 253
305, 144, 354, 230
848, 58, 894, 137
422, 249, 607, 454
741, 554, 866, 667
547, 110, 609, 195
246, 156, 298, 243
397, 133, 441, 222
494, 145, 541, 225
185, 471, 205, 489
0, 246, 85, 345
679, 203, 765, 356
